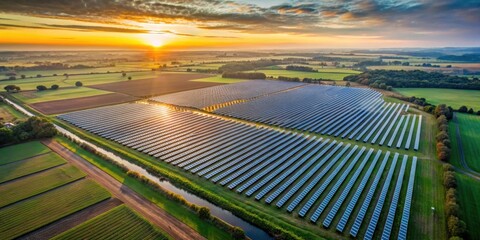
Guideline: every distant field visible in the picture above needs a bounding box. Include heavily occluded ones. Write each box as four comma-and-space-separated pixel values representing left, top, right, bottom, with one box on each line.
191, 75, 247, 84
452, 113, 480, 172
0, 140, 51, 165
0, 152, 66, 183
13, 87, 111, 104
0, 165, 85, 208
30, 93, 138, 115
395, 88, 480, 110
0, 179, 110, 239
275, 65, 361, 74
256, 69, 357, 80
0, 102, 25, 122
53, 205, 168, 240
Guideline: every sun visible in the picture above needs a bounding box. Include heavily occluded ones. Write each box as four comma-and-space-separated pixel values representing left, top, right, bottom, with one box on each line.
143, 33, 163, 48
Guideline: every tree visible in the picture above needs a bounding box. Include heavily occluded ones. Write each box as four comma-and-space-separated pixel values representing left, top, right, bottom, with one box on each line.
458, 106, 468, 113
445, 201, 459, 217
436, 131, 449, 142
36, 85, 47, 91
435, 104, 451, 118
443, 172, 457, 188
20, 74, 26, 79
446, 188, 456, 201
386, 86, 393, 91
8, 76, 16, 80
437, 115, 448, 126
0, 127, 14, 145
448, 215, 466, 237
75, 81, 83, 87
232, 227, 245, 240
198, 207, 211, 219
122, 72, 127, 77
345, 81, 351, 87
128, 76, 132, 80
4, 85, 20, 93
468, 108, 474, 114
36, 74, 42, 78
50, 84, 59, 90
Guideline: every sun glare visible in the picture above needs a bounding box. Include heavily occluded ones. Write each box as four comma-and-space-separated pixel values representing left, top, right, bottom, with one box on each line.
143, 33, 163, 48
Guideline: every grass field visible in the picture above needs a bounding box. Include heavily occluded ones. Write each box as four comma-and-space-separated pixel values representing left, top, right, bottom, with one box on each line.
0, 152, 66, 183
53, 205, 169, 240
0, 165, 85, 208
255, 69, 357, 80
191, 75, 247, 84
395, 88, 480, 110
455, 173, 480, 240
0, 141, 51, 165
13, 87, 112, 104
0, 102, 26, 122
55, 136, 234, 240
0, 179, 110, 239
454, 114, 480, 172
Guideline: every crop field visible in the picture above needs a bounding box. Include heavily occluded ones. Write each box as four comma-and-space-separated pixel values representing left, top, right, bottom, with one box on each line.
58, 102, 420, 239
449, 113, 480, 172
0, 102, 25, 122
150, 80, 305, 109
0, 152, 66, 183
455, 173, 480, 240
395, 88, 480, 110
0, 165, 85, 208
13, 87, 112, 104
30, 93, 138, 115
53, 205, 168, 240
0, 141, 50, 165
256, 69, 356, 80
0, 179, 110, 239
90, 73, 218, 97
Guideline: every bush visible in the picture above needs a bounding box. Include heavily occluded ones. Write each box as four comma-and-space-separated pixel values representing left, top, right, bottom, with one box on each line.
443, 172, 457, 188
4, 85, 21, 93
448, 215, 467, 237
468, 108, 474, 114
436, 131, 449, 142
51, 84, 59, 90
458, 106, 468, 113
0, 127, 14, 145
75, 81, 83, 87
445, 201, 460, 217
36, 85, 48, 91
198, 207, 211, 219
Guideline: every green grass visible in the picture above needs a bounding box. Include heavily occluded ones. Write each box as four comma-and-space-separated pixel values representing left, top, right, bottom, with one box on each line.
191, 75, 247, 84
0, 179, 110, 239
455, 173, 480, 240
0, 151, 66, 183
254, 69, 357, 80
275, 65, 361, 74
55, 136, 234, 240
450, 113, 480, 172
395, 88, 480, 110
0, 102, 26, 122
0, 165, 86, 208
52, 205, 169, 240
0, 141, 51, 165
13, 87, 112, 104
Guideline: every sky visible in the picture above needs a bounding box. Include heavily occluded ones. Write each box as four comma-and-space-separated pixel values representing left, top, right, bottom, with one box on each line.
0, 0, 479, 50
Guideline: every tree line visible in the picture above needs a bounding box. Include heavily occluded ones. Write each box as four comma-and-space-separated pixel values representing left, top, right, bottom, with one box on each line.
222, 72, 266, 79
0, 116, 57, 146
344, 70, 480, 90
285, 65, 317, 72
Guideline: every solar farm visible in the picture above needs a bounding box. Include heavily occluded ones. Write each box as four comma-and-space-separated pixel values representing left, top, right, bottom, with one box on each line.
150, 81, 423, 150
58, 82, 421, 240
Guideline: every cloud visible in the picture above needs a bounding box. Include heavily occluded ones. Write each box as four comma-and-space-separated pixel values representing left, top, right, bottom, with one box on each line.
0, 0, 478, 42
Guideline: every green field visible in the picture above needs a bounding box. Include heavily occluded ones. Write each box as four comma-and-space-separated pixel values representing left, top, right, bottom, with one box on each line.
0, 179, 110, 239
56, 136, 234, 240
255, 69, 357, 80
455, 173, 480, 240
452, 114, 480, 172
395, 88, 480, 110
0, 152, 66, 183
0, 140, 51, 165
12, 87, 111, 104
276, 65, 361, 74
191, 75, 247, 84
0, 102, 26, 122
0, 165, 85, 208
53, 205, 168, 240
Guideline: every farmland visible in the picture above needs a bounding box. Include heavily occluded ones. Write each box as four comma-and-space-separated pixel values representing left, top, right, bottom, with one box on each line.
455, 173, 480, 240
53, 205, 168, 240
0, 140, 50, 165
58, 98, 421, 239
0, 152, 66, 183
449, 113, 480, 172
0, 101, 25, 122
13, 87, 111, 104
29, 93, 138, 115
395, 88, 480, 110
255, 69, 356, 80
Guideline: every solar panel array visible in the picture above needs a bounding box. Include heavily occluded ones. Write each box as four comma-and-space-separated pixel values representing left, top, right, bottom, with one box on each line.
150, 80, 305, 109
214, 84, 423, 150
58, 102, 419, 239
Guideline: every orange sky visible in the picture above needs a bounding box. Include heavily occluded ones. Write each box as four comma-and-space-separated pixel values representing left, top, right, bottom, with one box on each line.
0, 0, 478, 50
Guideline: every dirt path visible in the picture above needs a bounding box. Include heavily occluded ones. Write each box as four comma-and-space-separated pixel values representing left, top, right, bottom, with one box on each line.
20, 198, 123, 240
41, 139, 205, 240
452, 113, 480, 181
